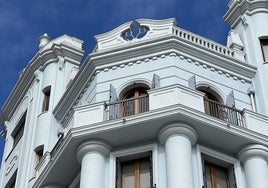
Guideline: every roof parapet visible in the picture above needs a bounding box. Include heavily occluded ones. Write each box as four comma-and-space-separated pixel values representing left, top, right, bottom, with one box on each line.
94, 18, 176, 51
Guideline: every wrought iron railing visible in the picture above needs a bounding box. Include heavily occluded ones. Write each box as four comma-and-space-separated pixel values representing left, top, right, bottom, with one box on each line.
107, 95, 149, 120
204, 98, 244, 127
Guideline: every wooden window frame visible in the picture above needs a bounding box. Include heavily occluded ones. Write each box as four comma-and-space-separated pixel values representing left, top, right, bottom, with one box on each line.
118, 156, 152, 188
204, 161, 230, 188
120, 87, 148, 117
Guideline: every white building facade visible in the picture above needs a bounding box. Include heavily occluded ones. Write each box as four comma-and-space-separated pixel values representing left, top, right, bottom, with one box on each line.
1, 0, 268, 188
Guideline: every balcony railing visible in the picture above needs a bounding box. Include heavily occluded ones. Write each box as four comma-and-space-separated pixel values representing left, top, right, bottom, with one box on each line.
106, 95, 149, 120
204, 98, 244, 127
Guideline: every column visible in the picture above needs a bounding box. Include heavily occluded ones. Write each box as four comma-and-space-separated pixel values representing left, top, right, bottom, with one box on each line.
77, 141, 111, 188
238, 144, 268, 188
158, 123, 197, 188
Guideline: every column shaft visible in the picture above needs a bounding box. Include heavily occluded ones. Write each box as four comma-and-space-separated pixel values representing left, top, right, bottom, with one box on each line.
165, 135, 193, 188
239, 144, 268, 188
77, 141, 111, 188
244, 157, 268, 188
158, 123, 197, 188
80, 152, 106, 188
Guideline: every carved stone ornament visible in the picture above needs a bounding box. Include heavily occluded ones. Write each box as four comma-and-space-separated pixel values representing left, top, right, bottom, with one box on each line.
94, 18, 176, 51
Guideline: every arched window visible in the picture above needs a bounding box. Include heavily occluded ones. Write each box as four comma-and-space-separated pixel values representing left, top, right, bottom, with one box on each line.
197, 87, 225, 120
120, 84, 149, 117
42, 86, 51, 112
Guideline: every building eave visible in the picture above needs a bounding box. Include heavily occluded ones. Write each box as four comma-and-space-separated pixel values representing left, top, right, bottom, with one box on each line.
35, 103, 268, 187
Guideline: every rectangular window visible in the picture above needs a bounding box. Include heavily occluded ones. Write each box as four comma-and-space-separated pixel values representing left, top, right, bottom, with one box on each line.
260, 38, 268, 62
42, 86, 51, 112
205, 162, 230, 188
116, 152, 153, 188
202, 155, 236, 188
11, 111, 27, 147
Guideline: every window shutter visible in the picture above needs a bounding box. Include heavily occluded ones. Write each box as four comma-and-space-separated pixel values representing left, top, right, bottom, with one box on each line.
152, 74, 160, 89
226, 90, 235, 107
226, 90, 237, 124
188, 75, 196, 89
201, 155, 207, 188
228, 165, 237, 188
109, 84, 119, 120
116, 159, 121, 188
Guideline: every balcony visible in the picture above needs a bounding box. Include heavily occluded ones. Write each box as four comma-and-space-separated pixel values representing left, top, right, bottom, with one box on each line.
65, 84, 268, 137
106, 95, 149, 120
36, 84, 268, 188
204, 98, 244, 127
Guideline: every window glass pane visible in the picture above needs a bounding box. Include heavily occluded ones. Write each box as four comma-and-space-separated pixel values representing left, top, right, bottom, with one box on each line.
122, 163, 135, 188
215, 167, 228, 188
205, 165, 212, 188
139, 160, 150, 188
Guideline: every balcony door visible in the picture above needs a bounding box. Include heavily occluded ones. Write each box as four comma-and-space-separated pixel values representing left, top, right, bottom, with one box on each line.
120, 87, 148, 117
198, 88, 225, 120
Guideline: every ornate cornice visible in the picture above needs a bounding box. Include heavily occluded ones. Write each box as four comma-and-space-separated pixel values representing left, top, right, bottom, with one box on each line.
0, 35, 84, 127
54, 27, 256, 123
224, 0, 268, 27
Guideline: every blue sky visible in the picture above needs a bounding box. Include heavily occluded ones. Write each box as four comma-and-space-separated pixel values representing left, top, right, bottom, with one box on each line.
0, 0, 230, 162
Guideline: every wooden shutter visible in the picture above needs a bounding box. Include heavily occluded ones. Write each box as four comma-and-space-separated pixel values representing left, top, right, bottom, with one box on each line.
204, 94, 210, 116
226, 90, 235, 107
188, 75, 196, 89
152, 74, 160, 89
109, 84, 119, 120
228, 165, 237, 188
226, 90, 237, 124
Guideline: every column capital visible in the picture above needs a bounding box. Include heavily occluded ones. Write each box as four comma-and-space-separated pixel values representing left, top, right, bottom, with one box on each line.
238, 144, 268, 164
77, 140, 111, 163
158, 123, 197, 146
